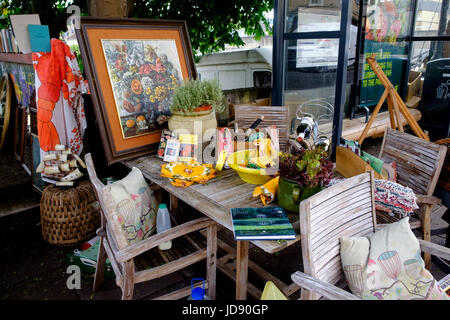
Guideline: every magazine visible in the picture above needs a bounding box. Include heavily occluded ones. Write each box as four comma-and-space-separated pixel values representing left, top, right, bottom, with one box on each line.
230, 207, 296, 240
157, 129, 177, 159
163, 139, 180, 162
178, 134, 198, 163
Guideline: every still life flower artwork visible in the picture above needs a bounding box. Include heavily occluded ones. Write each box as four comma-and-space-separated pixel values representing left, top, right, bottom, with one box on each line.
102, 39, 183, 138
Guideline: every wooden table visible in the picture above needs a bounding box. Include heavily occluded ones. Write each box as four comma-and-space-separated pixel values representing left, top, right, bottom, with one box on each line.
124, 155, 301, 299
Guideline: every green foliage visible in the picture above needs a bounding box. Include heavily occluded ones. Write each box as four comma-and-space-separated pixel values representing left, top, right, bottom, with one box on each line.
170, 79, 225, 114
296, 149, 327, 179
131, 0, 273, 59
279, 148, 334, 188
1, 1, 272, 61
69, 44, 83, 75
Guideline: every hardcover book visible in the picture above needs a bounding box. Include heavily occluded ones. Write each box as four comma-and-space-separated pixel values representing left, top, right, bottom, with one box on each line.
230, 207, 296, 240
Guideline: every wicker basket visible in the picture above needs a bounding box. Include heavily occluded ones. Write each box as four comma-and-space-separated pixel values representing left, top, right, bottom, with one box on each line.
40, 180, 100, 246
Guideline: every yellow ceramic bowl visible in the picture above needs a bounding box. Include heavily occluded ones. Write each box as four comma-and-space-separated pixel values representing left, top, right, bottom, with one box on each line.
227, 150, 272, 185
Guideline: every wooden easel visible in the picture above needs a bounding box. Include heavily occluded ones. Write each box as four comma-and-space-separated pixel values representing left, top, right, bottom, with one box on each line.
358, 55, 429, 145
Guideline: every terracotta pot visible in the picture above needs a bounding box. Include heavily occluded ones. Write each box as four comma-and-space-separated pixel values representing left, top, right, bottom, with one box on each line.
171, 105, 212, 116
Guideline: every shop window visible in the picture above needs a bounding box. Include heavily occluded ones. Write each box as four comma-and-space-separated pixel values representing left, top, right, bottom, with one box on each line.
309, 0, 324, 7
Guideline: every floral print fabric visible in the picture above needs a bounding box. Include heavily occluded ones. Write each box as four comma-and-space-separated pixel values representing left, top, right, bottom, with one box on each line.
160, 162, 216, 187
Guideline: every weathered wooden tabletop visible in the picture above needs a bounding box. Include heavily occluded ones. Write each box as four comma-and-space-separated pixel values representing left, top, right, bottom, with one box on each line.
124, 155, 301, 254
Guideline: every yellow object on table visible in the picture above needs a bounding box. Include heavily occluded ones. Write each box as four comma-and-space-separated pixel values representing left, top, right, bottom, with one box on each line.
160, 162, 216, 187
253, 176, 279, 205
215, 150, 227, 171
248, 138, 277, 169
228, 150, 272, 185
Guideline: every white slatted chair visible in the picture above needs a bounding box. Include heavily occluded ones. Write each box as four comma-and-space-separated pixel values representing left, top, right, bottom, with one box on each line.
85, 153, 217, 300
377, 128, 447, 269
292, 172, 450, 300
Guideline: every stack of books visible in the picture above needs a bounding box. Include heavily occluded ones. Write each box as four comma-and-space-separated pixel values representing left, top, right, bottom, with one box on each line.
0, 28, 20, 53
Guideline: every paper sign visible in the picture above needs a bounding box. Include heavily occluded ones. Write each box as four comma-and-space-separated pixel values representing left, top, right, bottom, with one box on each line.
9, 14, 41, 53
28, 24, 51, 53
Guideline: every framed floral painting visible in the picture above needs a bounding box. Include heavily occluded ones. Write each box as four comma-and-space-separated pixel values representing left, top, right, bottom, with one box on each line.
76, 18, 196, 164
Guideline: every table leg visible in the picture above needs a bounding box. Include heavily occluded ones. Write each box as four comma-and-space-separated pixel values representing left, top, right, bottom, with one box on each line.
235, 240, 249, 300
170, 193, 178, 212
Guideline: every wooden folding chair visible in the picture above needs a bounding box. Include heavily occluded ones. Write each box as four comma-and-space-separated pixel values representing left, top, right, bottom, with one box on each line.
85, 153, 217, 300
234, 105, 289, 152
292, 172, 450, 300
376, 128, 447, 269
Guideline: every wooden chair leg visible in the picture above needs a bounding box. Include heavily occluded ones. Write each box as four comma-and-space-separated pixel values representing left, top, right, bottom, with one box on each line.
93, 235, 107, 292
421, 204, 432, 271
121, 260, 135, 300
206, 223, 217, 300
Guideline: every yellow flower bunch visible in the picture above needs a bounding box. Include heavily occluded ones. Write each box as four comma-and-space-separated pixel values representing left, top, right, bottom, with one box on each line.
149, 95, 156, 103
145, 87, 152, 96
154, 86, 168, 101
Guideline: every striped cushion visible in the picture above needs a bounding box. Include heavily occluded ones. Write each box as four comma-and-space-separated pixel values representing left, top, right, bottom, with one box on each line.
374, 179, 418, 218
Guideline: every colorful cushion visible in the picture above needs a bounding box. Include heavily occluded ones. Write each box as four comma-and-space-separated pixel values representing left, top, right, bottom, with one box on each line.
340, 217, 448, 300
105, 167, 158, 245
374, 179, 418, 218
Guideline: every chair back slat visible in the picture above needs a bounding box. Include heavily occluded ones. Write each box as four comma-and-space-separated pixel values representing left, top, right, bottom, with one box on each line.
299, 172, 376, 293
234, 105, 289, 152
379, 128, 447, 196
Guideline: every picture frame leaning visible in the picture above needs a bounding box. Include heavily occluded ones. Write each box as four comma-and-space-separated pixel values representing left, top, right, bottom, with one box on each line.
76, 17, 197, 164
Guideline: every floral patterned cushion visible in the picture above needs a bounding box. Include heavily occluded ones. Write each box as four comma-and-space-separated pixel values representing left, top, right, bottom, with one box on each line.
340, 218, 448, 300
106, 167, 158, 245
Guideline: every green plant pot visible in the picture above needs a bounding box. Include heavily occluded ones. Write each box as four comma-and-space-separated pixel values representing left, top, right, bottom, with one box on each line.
276, 177, 323, 213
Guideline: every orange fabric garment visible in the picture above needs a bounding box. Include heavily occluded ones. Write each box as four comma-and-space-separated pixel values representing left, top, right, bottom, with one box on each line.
32, 39, 87, 154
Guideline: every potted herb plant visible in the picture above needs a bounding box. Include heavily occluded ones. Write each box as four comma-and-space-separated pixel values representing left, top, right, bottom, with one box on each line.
168, 79, 225, 136
277, 148, 334, 212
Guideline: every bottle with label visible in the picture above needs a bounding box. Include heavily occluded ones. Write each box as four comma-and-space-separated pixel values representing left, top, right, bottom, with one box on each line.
314, 135, 331, 153
295, 114, 315, 149
156, 203, 172, 250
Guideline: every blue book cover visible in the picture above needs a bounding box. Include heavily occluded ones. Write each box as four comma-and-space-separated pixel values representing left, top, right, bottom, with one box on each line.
230, 207, 296, 240
28, 24, 51, 53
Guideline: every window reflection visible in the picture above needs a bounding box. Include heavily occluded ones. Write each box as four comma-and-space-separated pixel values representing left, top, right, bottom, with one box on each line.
414, 0, 450, 37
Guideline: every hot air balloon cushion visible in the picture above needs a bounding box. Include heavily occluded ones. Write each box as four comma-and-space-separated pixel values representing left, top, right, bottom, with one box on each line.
105, 167, 158, 245
340, 217, 448, 300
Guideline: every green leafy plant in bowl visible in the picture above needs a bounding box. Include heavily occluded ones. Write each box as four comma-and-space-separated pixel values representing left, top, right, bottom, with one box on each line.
277, 148, 334, 212
170, 79, 225, 115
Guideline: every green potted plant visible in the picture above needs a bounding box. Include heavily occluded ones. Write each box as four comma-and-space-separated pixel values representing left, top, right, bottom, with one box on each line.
277, 148, 334, 212
168, 79, 225, 136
